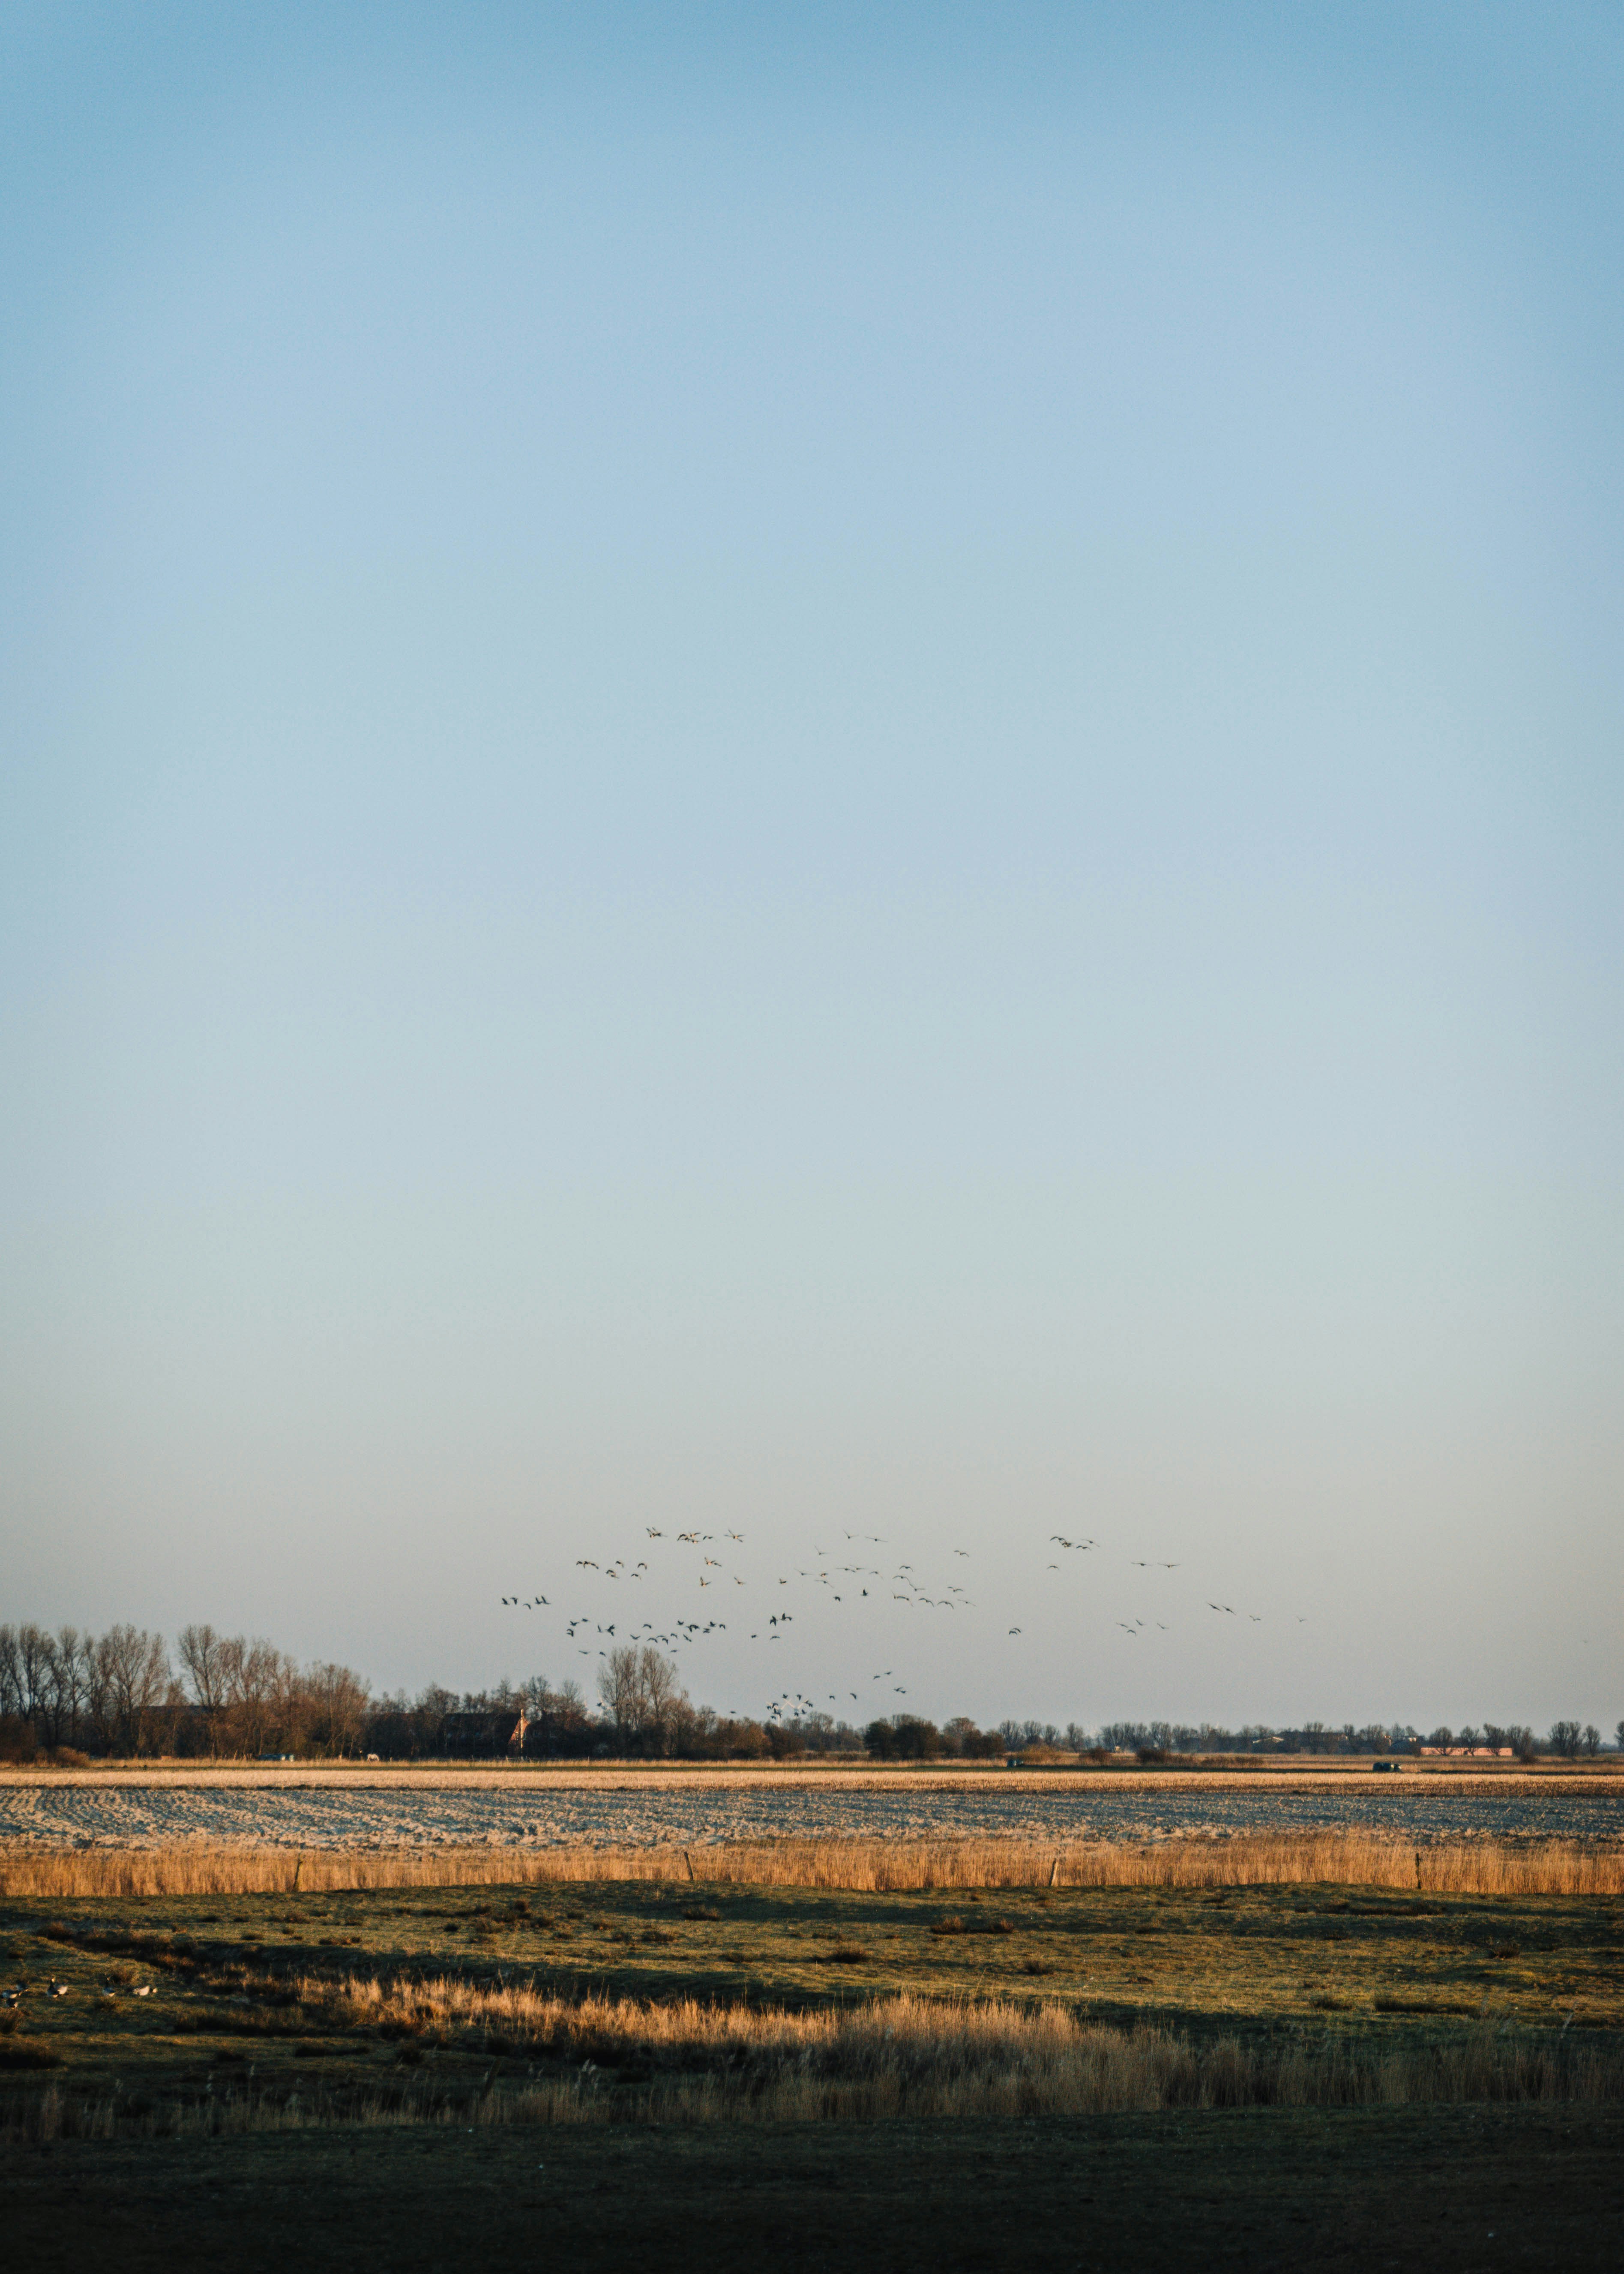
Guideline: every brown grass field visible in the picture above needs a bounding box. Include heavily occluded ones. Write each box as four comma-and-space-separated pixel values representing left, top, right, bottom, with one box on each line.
4, 1835, 1619, 2266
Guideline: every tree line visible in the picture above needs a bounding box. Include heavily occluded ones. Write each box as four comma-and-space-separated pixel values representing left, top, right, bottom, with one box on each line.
0, 1620, 1616, 1764
0, 1622, 372, 1760
1085, 1718, 1610, 1761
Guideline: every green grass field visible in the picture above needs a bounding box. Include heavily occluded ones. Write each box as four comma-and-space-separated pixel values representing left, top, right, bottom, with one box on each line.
3, 1874, 1621, 2265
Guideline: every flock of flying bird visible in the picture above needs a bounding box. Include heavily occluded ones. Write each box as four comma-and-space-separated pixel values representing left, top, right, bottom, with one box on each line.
498, 1523, 1302, 1719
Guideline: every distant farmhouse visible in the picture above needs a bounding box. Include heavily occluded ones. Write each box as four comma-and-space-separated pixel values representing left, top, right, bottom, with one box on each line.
438, 1705, 530, 1757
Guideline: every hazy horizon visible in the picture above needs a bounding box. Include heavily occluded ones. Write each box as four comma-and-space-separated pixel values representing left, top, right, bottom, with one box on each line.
3, 4, 1620, 1733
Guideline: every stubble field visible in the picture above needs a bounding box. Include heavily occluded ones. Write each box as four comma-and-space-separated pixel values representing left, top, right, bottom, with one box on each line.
4, 1761, 1621, 1859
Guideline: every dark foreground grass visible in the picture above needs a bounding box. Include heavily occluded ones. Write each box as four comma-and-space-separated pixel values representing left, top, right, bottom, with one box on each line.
6, 2105, 1623, 2272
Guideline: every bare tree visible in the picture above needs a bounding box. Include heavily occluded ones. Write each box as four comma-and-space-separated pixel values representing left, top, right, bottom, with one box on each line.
230, 1639, 282, 1757
640, 1647, 683, 1745
597, 1644, 643, 1734
303, 1662, 370, 1757
6, 1623, 94, 1748
177, 1625, 232, 1753
16, 1623, 55, 1727
95, 1626, 169, 1754
597, 1645, 684, 1752
44, 1628, 92, 1748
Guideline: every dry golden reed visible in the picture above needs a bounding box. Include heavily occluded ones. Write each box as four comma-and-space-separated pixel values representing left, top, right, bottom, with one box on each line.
7, 1981, 1621, 2142
392, 1975, 1624, 2111
3, 1832, 1618, 1899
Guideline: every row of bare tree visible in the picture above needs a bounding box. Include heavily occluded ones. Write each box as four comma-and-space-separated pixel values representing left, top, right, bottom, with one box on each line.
0, 1621, 369, 1760
4, 1618, 1617, 1762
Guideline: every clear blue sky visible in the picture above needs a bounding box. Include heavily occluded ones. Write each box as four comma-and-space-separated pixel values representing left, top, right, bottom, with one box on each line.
2, 3, 1619, 1731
